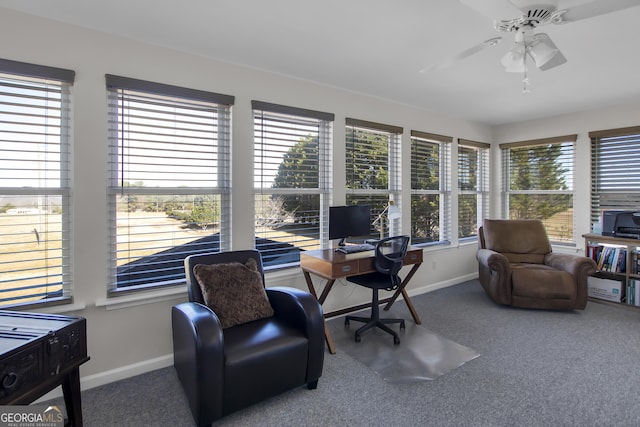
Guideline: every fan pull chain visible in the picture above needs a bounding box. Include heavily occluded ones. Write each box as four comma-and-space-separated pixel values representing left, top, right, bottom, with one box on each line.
522, 45, 531, 94
522, 72, 530, 94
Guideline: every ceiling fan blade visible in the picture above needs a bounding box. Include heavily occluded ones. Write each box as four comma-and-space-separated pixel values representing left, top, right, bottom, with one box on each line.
560, 0, 640, 22
509, 0, 558, 12
459, 0, 521, 20
529, 33, 567, 71
420, 37, 502, 73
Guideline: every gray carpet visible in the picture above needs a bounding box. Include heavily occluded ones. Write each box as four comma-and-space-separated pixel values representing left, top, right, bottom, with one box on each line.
44, 280, 640, 426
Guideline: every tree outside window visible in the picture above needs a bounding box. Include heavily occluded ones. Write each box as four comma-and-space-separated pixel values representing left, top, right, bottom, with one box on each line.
502, 137, 575, 243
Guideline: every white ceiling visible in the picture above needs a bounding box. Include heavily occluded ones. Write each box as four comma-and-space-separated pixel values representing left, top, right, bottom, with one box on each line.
1, 0, 639, 125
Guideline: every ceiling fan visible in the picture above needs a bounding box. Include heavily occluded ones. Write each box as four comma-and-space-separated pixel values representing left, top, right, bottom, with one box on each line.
422, 0, 640, 90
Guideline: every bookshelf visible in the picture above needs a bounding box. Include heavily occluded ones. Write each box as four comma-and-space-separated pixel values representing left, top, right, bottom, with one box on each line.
583, 233, 640, 307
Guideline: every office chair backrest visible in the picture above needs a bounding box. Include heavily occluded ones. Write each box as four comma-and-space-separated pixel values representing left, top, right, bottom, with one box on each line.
184, 250, 265, 305
374, 235, 410, 288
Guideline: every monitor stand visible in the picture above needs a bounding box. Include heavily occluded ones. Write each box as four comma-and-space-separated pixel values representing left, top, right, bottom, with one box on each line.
338, 238, 347, 246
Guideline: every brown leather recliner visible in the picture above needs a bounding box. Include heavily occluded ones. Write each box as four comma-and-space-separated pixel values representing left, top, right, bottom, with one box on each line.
172, 250, 325, 426
477, 219, 596, 310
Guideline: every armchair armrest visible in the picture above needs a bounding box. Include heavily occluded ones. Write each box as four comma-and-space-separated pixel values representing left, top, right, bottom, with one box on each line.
544, 252, 597, 278
266, 286, 325, 382
545, 253, 597, 308
476, 248, 513, 305
477, 248, 511, 275
172, 302, 224, 423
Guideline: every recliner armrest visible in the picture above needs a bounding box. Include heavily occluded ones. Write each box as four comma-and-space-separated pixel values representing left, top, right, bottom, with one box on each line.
544, 252, 597, 279
172, 302, 224, 423
266, 287, 325, 381
476, 248, 513, 305
545, 253, 597, 309
477, 248, 511, 275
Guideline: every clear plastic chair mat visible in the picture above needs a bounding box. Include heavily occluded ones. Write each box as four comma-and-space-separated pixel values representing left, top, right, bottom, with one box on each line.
329, 320, 480, 383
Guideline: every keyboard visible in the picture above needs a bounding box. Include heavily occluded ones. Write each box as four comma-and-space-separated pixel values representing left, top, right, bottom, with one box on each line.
335, 243, 375, 254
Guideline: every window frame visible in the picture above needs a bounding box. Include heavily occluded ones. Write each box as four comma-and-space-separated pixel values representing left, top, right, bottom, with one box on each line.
345, 118, 403, 241
252, 101, 333, 269
457, 139, 490, 241
0, 58, 75, 309
106, 74, 234, 295
410, 130, 451, 246
590, 126, 640, 227
501, 135, 576, 244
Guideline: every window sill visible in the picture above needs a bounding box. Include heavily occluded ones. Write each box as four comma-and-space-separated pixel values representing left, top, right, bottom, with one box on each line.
29, 302, 87, 315
412, 240, 451, 251
95, 286, 187, 311
458, 237, 479, 247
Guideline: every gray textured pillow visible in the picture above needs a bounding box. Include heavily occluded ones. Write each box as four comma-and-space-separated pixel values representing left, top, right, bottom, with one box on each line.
193, 258, 274, 328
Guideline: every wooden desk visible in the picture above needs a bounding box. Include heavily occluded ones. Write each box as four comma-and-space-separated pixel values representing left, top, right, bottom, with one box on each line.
300, 247, 423, 354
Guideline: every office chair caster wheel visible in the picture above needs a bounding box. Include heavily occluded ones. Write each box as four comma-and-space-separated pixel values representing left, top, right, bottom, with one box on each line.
394, 336, 400, 345
355, 333, 361, 343
400, 321, 405, 330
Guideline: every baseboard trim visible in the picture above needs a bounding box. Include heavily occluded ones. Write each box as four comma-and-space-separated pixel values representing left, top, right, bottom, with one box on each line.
35, 354, 174, 403
407, 273, 478, 298
35, 274, 478, 402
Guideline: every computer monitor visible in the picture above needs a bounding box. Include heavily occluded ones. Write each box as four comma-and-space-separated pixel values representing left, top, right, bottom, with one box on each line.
329, 205, 371, 246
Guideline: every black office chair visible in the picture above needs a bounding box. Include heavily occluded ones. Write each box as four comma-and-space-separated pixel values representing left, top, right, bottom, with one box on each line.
344, 235, 411, 345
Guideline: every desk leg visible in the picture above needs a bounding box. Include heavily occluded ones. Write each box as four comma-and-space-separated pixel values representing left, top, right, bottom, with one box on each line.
302, 271, 337, 354
61, 367, 83, 427
383, 263, 422, 324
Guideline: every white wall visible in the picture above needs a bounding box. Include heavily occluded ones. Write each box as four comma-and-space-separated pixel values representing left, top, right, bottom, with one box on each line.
0, 8, 491, 391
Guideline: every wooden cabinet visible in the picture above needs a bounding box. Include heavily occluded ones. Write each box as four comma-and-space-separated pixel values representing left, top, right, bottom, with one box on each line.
583, 233, 640, 306
0, 311, 89, 426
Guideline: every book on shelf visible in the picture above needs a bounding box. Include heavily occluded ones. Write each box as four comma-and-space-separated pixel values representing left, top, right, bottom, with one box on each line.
631, 251, 640, 275
593, 245, 627, 273
587, 244, 600, 262
628, 279, 640, 307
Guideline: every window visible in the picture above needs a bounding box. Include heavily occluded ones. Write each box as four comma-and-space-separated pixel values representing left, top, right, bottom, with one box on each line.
253, 101, 333, 268
107, 75, 233, 293
0, 59, 74, 308
410, 130, 451, 245
590, 126, 640, 225
345, 118, 402, 241
458, 139, 490, 239
501, 135, 576, 243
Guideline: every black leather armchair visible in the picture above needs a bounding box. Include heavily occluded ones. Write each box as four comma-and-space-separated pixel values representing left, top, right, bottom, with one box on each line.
172, 250, 325, 426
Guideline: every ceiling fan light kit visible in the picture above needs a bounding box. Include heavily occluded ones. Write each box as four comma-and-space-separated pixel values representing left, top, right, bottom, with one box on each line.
428, 0, 640, 92
501, 45, 525, 73
528, 37, 559, 68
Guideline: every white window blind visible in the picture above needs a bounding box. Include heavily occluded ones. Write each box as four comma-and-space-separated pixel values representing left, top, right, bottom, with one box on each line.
345, 118, 402, 241
501, 135, 576, 243
0, 58, 74, 308
590, 126, 640, 225
410, 130, 451, 245
253, 101, 333, 268
107, 75, 233, 293
458, 139, 490, 239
